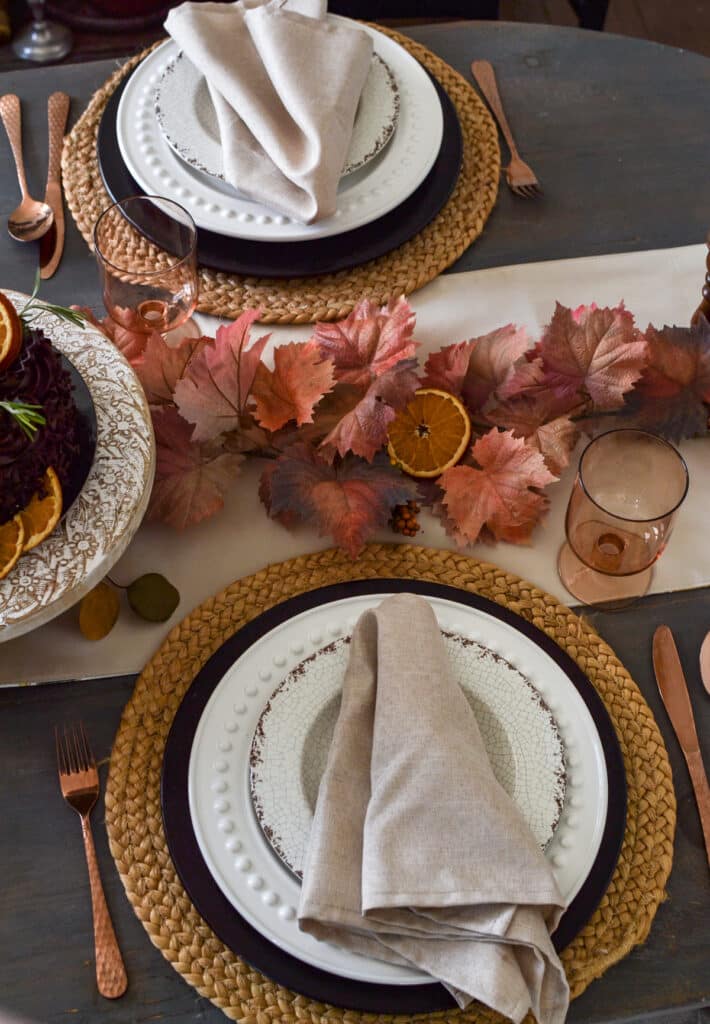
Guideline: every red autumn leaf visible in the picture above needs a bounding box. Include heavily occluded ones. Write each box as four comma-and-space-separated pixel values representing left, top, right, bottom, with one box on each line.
174, 309, 270, 440
263, 443, 418, 557
147, 406, 243, 530
462, 325, 529, 411
421, 340, 475, 396
439, 429, 557, 546
134, 331, 210, 404
624, 319, 710, 440
500, 303, 646, 410
320, 358, 420, 461
313, 295, 418, 388
251, 340, 335, 431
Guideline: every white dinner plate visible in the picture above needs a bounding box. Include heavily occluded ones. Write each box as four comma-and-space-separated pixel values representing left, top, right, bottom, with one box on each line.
115, 21, 443, 242
0, 293, 155, 642
155, 50, 400, 182
188, 592, 609, 986
250, 631, 567, 879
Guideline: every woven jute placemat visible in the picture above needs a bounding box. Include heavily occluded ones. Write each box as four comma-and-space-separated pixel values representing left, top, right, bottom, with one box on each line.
62, 29, 500, 323
105, 543, 675, 1023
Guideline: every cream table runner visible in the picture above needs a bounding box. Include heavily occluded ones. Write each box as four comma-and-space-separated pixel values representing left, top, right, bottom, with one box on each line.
2, 243, 706, 684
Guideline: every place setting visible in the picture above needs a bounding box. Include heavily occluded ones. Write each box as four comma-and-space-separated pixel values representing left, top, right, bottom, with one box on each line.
1, 4, 710, 1024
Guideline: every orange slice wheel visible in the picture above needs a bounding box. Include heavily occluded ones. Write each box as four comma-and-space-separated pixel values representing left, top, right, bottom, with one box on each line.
19, 467, 63, 552
0, 291, 23, 371
0, 514, 25, 580
387, 388, 472, 478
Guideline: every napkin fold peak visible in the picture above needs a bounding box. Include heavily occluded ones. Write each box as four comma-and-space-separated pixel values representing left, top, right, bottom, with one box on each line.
299, 593, 570, 1024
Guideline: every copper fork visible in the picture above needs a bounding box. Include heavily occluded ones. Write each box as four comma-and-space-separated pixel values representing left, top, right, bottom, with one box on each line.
471, 60, 542, 198
55, 724, 128, 999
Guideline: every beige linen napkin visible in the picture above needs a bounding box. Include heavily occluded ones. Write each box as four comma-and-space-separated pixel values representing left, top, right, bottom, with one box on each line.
164, 0, 372, 223
299, 593, 569, 1024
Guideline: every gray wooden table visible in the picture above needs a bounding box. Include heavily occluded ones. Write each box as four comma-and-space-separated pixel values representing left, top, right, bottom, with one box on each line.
0, 21, 709, 1024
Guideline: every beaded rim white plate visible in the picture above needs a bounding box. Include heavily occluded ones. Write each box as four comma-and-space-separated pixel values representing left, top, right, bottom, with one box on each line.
155, 51, 400, 183
0, 292, 155, 643
188, 592, 609, 986
115, 21, 443, 242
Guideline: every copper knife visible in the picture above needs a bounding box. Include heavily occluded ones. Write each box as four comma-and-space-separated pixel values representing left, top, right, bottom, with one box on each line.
39, 92, 70, 280
652, 624, 710, 867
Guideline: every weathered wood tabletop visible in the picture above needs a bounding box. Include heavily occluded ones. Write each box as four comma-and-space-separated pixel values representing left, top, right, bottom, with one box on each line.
0, 20, 709, 1024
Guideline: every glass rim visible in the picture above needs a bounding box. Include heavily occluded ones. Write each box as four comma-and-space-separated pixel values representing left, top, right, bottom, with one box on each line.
577, 427, 689, 523
93, 195, 197, 277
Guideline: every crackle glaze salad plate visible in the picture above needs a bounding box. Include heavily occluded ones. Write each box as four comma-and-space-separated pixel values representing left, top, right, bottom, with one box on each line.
162, 578, 626, 1013
0, 292, 155, 643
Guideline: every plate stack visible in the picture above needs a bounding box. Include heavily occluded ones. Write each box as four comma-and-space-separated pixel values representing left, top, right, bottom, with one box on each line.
97, 20, 464, 279
161, 579, 627, 1012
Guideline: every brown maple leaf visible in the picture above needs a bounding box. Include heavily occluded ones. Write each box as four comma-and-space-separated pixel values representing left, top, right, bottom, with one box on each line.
134, 331, 210, 404
461, 325, 529, 412
500, 303, 646, 411
263, 443, 418, 558
313, 295, 418, 388
251, 340, 335, 432
626, 319, 710, 440
421, 340, 475, 396
320, 358, 420, 461
439, 429, 557, 546
485, 393, 581, 475
147, 407, 244, 530
174, 309, 271, 440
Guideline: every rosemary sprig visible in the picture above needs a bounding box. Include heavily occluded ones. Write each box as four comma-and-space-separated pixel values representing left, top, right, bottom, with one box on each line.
0, 399, 46, 440
19, 269, 86, 329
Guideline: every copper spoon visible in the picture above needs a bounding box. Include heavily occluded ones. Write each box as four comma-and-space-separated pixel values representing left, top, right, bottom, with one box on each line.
0, 93, 54, 242
699, 631, 710, 696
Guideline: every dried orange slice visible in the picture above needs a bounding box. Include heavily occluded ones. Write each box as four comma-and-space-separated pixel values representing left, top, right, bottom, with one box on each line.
0, 515, 25, 580
19, 467, 63, 552
0, 290, 23, 371
387, 388, 471, 478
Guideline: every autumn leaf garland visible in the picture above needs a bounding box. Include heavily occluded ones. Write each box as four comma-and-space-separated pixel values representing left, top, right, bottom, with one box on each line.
79, 298, 710, 558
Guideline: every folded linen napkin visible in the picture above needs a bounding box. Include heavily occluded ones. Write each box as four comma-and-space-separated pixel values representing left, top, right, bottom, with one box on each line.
164, 0, 373, 223
299, 593, 569, 1024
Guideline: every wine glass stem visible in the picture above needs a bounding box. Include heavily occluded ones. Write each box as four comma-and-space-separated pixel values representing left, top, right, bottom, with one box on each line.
28, 1, 46, 28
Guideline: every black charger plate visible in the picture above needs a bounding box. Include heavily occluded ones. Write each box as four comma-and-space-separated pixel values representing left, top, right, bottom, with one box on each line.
162, 578, 627, 1014
97, 74, 463, 278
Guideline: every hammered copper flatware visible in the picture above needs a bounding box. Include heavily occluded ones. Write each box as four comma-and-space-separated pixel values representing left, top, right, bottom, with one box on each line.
55, 723, 128, 998
699, 630, 710, 696
653, 626, 710, 868
0, 94, 54, 242
39, 91, 70, 279
471, 60, 542, 198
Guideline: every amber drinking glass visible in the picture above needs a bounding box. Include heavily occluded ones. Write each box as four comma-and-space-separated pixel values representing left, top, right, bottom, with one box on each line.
94, 196, 198, 339
558, 429, 688, 607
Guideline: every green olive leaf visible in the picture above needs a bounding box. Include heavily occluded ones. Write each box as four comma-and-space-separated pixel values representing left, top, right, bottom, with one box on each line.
127, 573, 180, 622
79, 581, 120, 641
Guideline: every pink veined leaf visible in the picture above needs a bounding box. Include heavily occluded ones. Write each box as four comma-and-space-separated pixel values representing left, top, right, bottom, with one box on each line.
621, 318, 710, 441
439, 429, 557, 546
461, 325, 529, 412
174, 308, 270, 440
421, 340, 475, 396
505, 302, 646, 410
528, 416, 579, 475
134, 331, 210, 404
320, 358, 420, 461
572, 302, 599, 322
313, 295, 418, 388
251, 340, 335, 431
147, 406, 244, 530
263, 442, 418, 558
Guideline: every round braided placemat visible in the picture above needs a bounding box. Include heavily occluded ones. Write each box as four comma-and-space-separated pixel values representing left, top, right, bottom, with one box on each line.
105, 543, 675, 1023
62, 30, 500, 324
